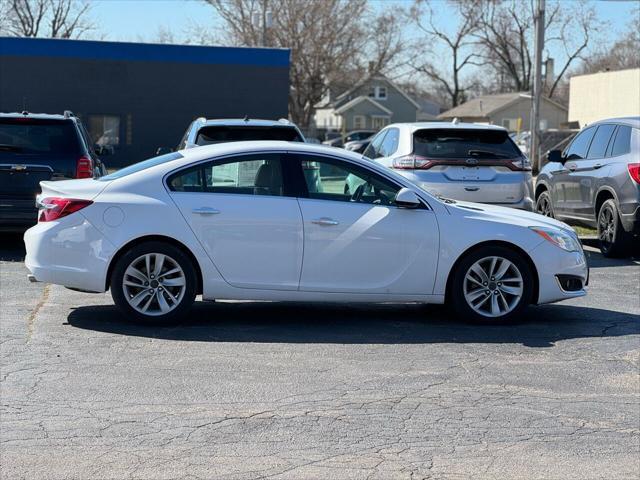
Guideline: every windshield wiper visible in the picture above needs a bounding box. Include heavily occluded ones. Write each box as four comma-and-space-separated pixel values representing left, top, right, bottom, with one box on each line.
468, 149, 510, 159
436, 194, 457, 204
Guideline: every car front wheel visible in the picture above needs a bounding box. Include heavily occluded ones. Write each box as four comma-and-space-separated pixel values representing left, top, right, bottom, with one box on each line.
110, 241, 197, 324
450, 246, 534, 324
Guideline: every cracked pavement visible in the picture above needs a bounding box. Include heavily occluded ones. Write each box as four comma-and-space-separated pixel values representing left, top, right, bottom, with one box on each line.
1, 234, 639, 479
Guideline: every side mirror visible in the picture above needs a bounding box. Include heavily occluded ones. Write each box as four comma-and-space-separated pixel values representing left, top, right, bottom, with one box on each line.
395, 188, 421, 209
95, 144, 111, 156
547, 149, 563, 163
155, 146, 173, 155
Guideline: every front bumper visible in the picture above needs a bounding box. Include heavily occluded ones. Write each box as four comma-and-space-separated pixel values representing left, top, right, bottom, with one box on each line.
24, 213, 116, 293
529, 240, 589, 304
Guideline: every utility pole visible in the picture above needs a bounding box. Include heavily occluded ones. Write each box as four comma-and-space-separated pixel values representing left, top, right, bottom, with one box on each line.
531, 0, 545, 173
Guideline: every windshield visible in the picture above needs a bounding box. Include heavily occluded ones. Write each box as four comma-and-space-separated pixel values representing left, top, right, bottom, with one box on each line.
196, 126, 303, 145
0, 118, 80, 155
413, 129, 522, 159
99, 152, 184, 181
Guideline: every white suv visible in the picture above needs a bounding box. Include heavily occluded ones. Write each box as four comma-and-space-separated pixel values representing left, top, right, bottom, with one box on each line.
177, 117, 306, 149
361, 122, 534, 210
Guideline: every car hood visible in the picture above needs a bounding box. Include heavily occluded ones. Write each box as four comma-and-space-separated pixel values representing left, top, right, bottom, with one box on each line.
448, 200, 576, 234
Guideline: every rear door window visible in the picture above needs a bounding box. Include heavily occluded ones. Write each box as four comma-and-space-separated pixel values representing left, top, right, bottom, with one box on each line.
195, 126, 303, 145
586, 124, 616, 159
379, 128, 400, 158
363, 130, 388, 159
0, 118, 81, 155
564, 127, 596, 160
412, 129, 522, 159
609, 125, 632, 157
169, 153, 286, 197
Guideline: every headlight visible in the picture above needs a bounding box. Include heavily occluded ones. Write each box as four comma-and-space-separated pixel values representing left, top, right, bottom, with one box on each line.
530, 226, 581, 252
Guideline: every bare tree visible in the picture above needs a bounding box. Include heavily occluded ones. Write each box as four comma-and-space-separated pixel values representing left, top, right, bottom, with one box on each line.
409, 0, 482, 108
202, 0, 404, 129
473, 0, 600, 98
0, 0, 94, 38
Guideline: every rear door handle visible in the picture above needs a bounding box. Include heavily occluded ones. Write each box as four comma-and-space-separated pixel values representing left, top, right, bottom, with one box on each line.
593, 163, 603, 169
312, 217, 339, 226
566, 163, 577, 171
192, 207, 220, 215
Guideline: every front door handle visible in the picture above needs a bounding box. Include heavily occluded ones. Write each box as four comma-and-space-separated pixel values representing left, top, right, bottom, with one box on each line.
192, 207, 220, 215
593, 163, 603, 169
312, 217, 339, 226
566, 162, 577, 171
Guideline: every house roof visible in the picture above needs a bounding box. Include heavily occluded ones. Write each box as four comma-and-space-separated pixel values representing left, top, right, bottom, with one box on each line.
334, 96, 392, 115
335, 75, 421, 110
438, 92, 567, 119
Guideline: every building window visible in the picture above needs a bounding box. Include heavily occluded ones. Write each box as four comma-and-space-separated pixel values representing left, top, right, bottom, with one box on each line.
367, 86, 387, 100
372, 116, 390, 130
88, 115, 120, 152
501, 118, 519, 132
353, 115, 365, 129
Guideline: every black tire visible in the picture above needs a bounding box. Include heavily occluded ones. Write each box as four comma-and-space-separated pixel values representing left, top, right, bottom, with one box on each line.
535, 190, 554, 218
110, 241, 197, 324
449, 245, 534, 324
597, 199, 633, 258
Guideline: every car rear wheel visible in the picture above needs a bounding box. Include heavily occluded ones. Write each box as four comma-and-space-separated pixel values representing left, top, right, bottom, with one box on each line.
535, 190, 554, 218
450, 246, 534, 324
597, 199, 632, 258
110, 241, 197, 324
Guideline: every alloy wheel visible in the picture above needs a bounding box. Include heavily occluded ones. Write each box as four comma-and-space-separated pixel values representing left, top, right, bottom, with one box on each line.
598, 207, 615, 245
536, 195, 552, 217
463, 256, 524, 318
122, 253, 186, 316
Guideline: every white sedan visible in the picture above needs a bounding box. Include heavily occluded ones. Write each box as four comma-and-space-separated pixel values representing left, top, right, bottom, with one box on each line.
24, 141, 588, 324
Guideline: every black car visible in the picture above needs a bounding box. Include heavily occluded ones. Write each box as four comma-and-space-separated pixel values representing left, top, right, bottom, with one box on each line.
0, 111, 107, 231
535, 117, 639, 257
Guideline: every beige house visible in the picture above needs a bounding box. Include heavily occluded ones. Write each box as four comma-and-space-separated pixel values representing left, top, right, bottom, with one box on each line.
438, 92, 568, 132
569, 68, 640, 127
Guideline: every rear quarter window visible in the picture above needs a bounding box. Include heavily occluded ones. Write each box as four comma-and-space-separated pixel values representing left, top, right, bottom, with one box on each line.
413, 129, 522, 159
0, 118, 81, 155
196, 126, 303, 145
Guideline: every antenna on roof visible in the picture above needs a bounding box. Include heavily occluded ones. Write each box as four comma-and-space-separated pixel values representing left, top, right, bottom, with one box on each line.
452, 117, 460, 125
243, 115, 250, 122
63, 110, 74, 118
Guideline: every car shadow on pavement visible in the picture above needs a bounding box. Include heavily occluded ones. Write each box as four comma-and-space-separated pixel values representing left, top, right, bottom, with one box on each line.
0, 232, 26, 262
67, 302, 639, 348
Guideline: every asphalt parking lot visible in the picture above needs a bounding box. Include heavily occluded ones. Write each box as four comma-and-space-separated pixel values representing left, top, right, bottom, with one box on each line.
1, 233, 638, 479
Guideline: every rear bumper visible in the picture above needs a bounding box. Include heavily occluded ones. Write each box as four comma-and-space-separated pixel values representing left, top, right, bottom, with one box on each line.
619, 204, 640, 234
24, 213, 116, 293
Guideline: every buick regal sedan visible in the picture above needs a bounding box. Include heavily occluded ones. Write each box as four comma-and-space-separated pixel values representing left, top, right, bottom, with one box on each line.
24, 142, 588, 324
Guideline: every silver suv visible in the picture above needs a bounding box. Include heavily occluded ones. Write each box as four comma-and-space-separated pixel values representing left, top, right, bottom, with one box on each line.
536, 117, 639, 257
177, 117, 305, 150
362, 122, 534, 210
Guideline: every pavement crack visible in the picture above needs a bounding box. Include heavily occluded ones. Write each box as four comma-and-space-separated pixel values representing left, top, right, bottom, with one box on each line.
26, 283, 50, 343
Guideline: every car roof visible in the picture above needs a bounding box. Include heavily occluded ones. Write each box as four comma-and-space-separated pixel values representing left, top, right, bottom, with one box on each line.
0, 111, 75, 121
389, 122, 507, 132
195, 118, 297, 128
588, 117, 640, 129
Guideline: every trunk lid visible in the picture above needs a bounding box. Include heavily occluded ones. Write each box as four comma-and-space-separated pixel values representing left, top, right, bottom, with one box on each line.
38, 178, 110, 203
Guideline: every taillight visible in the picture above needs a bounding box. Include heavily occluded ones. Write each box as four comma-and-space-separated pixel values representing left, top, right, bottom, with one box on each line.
628, 163, 640, 184
76, 156, 93, 178
38, 197, 93, 222
392, 155, 434, 169
508, 157, 532, 171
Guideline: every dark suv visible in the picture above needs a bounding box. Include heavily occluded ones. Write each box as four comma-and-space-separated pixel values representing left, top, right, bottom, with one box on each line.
535, 117, 639, 257
0, 111, 107, 231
